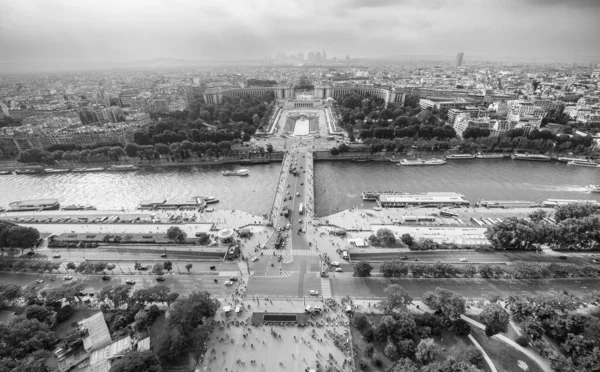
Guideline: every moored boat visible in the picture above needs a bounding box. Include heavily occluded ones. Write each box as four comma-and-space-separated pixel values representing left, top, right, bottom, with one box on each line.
9, 198, 60, 211
399, 158, 446, 166
588, 185, 600, 193
44, 168, 71, 173
0, 170, 11, 175
567, 160, 600, 168
62, 204, 97, 211
203, 196, 220, 204
72, 167, 105, 172
476, 153, 508, 159
107, 165, 139, 171
511, 153, 551, 162
14, 169, 42, 174
558, 156, 588, 162
445, 154, 476, 160
222, 169, 249, 176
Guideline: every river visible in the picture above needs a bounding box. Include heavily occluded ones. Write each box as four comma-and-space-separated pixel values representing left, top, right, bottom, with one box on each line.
314, 159, 600, 216
1, 160, 598, 217
0, 164, 282, 216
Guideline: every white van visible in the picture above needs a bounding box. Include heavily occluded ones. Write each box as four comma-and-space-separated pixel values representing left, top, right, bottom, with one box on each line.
305, 305, 312, 313
342, 251, 349, 260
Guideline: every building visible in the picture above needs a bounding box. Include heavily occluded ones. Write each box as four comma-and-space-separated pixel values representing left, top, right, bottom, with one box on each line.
456, 52, 464, 67
419, 98, 469, 111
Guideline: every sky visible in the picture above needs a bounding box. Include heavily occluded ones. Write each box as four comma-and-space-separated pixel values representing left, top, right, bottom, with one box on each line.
0, 0, 599, 68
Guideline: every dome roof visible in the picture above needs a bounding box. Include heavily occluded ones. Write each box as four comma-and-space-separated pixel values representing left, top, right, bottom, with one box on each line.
325, 97, 335, 102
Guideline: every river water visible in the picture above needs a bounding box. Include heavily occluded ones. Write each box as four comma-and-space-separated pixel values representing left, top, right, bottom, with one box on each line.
1, 160, 598, 217
0, 164, 282, 216
314, 159, 600, 216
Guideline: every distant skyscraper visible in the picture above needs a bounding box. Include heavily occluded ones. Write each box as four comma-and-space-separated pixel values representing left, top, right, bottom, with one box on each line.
315, 51, 322, 62
345, 55, 350, 61
322, 50, 327, 61
456, 52, 464, 67
307, 51, 315, 62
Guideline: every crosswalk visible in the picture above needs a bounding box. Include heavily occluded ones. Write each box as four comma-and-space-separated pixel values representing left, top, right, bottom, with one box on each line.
280, 271, 292, 278
320, 277, 332, 299
292, 250, 318, 256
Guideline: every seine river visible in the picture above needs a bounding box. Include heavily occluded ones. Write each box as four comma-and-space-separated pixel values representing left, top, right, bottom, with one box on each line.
0, 160, 598, 217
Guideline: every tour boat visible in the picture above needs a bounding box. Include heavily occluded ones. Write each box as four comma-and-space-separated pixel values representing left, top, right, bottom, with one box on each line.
445, 154, 476, 160
14, 169, 42, 174
567, 160, 600, 168
72, 167, 105, 172
399, 158, 446, 166
587, 185, 600, 193
222, 169, 249, 176
0, 170, 11, 175
9, 198, 60, 211
558, 156, 588, 162
107, 165, 139, 171
203, 196, 220, 204
475, 153, 508, 159
511, 154, 551, 162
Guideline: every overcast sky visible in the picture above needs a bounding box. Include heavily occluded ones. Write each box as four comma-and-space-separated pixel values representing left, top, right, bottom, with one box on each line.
1, 0, 599, 66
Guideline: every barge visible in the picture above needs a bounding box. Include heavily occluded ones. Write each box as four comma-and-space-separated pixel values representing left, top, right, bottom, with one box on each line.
9, 198, 60, 211
377, 192, 470, 208
398, 158, 446, 166
477, 200, 539, 209
511, 154, 551, 162
541, 199, 599, 207
222, 169, 249, 176
445, 154, 476, 160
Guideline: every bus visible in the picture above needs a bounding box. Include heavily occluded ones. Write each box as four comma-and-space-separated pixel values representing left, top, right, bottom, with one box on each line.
299, 203, 304, 215
440, 211, 459, 218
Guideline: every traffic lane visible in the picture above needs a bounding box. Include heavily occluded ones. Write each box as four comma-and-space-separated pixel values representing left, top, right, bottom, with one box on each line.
245, 273, 320, 297
42, 249, 224, 262
79, 260, 239, 274
0, 272, 239, 298
331, 277, 600, 299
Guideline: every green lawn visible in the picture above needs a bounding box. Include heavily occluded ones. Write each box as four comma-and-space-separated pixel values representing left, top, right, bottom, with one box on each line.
470, 328, 544, 372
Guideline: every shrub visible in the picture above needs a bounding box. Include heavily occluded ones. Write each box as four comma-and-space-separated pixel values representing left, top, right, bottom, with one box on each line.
515, 335, 530, 347
451, 319, 471, 336
353, 313, 368, 329
461, 346, 484, 368
364, 329, 375, 343
56, 305, 74, 322
373, 358, 383, 367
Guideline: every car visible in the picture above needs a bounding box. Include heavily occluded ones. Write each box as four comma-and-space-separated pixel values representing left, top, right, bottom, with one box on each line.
156, 276, 165, 282
309, 290, 319, 296
252, 257, 258, 262
52, 254, 61, 259
102, 276, 110, 281
459, 258, 468, 262
331, 261, 340, 266
299, 219, 302, 224
64, 275, 73, 280
335, 268, 343, 272
229, 277, 238, 281
210, 265, 216, 270
36, 279, 44, 284
224, 281, 233, 286
125, 280, 135, 285
139, 266, 148, 271
400, 256, 409, 260
559, 256, 567, 260
160, 254, 167, 258
296, 192, 300, 196
26, 251, 34, 256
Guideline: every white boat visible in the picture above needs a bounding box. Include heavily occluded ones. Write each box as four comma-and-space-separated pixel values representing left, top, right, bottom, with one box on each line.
9, 198, 60, 211
0, 170, 11, 175
72, 167, 105, 172
476, 153, 508, 159
107, 165, 139, 171
558, 156, 588, 162
203, 196, 220, 204
399, 158, 446, 166
44, 168, 71, 173
511, 154, 551, 162
567, 160, 600, 168
445, 154, 475, 160
588, 185, 600, 193
222, 169, 249, 176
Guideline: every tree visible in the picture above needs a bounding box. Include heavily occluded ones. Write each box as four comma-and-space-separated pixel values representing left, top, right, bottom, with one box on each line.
266, 143, 273, 153
0, 316, 58, 360
376, 228, 396, 246
384, 341, 399, 360
168, 290, 220, 334
387, 358, 420, 372
106, 263, 116, 274
354, 260, 373, 277
124, 143, 138, 158
25, 305, 53, 325
415, 338, 436, 365
0, 283, 22, 305
460, 346, 484, 368
529, 209, 547, 222
185, 263, 192, 273
422, 287, 466, 320
352, 312, 368, 329
554, 203, 597, 222
401, 233, 414, 247
163, 261, 173, 273
381, 284, 412, 315
108, 350, 162, 372
364, 344, 375, 359
154, 328, 188, 363
166, 226, 187, 243
480, 303, 509, 336
152, 263, 164, 276
6, 226, 40, 254
451, 319, 471, 336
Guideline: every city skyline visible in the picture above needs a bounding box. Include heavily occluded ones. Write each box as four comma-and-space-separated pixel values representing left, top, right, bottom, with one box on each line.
1, 0, 600, 73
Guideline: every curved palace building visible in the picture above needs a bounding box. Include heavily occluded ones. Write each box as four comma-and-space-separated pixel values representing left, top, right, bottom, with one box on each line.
203, 84, 405, 107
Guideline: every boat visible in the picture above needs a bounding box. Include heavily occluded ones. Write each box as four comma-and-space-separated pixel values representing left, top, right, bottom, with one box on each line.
203, 196, 220, 204
350, 157, 373, 162
44, 168, 71, 173
0, 170, 11, 175
361, 191, 379, 201
511, 154, 551, 161
567, 160, 600, 168
476, 153, 508, 159
222, 169, 249, 176
72, 167, 105, 172
107, 165, 139, 171
558, 156, 589, 162
9, 198, 60, 211
542, 199, 599, 207
445, 154, 476, 160
588, 185, 600, 193
14, 169, 42, 174
62, 204, 97, 211
399, 158, 446, 166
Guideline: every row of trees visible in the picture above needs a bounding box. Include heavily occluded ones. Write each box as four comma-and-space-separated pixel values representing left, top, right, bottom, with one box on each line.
0, 221, 40, 254
486, 204, 600, 251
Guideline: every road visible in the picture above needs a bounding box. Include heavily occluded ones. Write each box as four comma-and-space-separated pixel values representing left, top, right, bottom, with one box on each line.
330, 276, 600, 299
